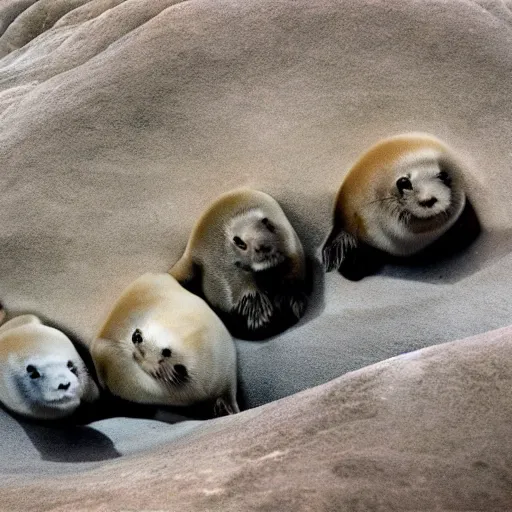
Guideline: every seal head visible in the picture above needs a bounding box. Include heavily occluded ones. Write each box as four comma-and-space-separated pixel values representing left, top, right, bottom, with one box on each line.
13, 355, 83, 414
0, 316, 99, 420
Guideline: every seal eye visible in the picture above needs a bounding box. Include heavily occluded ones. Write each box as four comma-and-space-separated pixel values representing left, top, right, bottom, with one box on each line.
132, 329, 143, 345
396, 177, 413, 194
161, 348, 172, 358
438, 170, 451, 185
233, 236, 247, 250
26, 365, 40, 379
67, 360, 78, 375
261, 217, 276, 233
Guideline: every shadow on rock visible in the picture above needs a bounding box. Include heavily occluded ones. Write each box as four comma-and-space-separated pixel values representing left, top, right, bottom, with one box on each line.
15, 413, 121, 463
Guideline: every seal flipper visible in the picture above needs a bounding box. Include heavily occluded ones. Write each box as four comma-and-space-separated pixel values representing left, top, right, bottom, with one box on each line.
322, 229, 358, 272
234, 291, 274, 331
213, 394, 240, 417
274, 284, 308, 320
169, 252, 197, 283
338, 242, 385, 281
169, 257, 202, 295
288, 290, 308, 319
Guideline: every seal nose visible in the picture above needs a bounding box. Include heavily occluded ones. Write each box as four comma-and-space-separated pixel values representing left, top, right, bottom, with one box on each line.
419, 197, 438, 208
255, 245, 272, 254
58, 382, 71, 391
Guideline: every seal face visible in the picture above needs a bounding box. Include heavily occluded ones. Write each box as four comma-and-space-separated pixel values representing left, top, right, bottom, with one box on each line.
0, 314, 99, 420
322, 133, 468, 279
90, 273, 239, 415
229, 213, 286, 272
13, 356, 83, 413
130, 326, 189, 388
393, 164, 453, 224
170, 188, 309, 340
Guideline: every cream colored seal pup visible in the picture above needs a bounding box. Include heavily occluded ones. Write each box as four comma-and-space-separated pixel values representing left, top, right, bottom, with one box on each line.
170, 188, 308, 340
0, 309, 99, 420
90, 273, 239, 414
322, 133, 467, 279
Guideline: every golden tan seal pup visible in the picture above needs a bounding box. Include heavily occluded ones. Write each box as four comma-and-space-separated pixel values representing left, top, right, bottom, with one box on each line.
90, 273, 239, 414
0, 310, 99, 420
170, 188, 308, 340
322, 133, 467, 279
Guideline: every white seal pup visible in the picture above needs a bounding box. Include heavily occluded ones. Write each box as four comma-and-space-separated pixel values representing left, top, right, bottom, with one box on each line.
170, 188, 308, 340
322, 133, 467, 279
0, 310, 99, 420
90, 273, 239, 414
